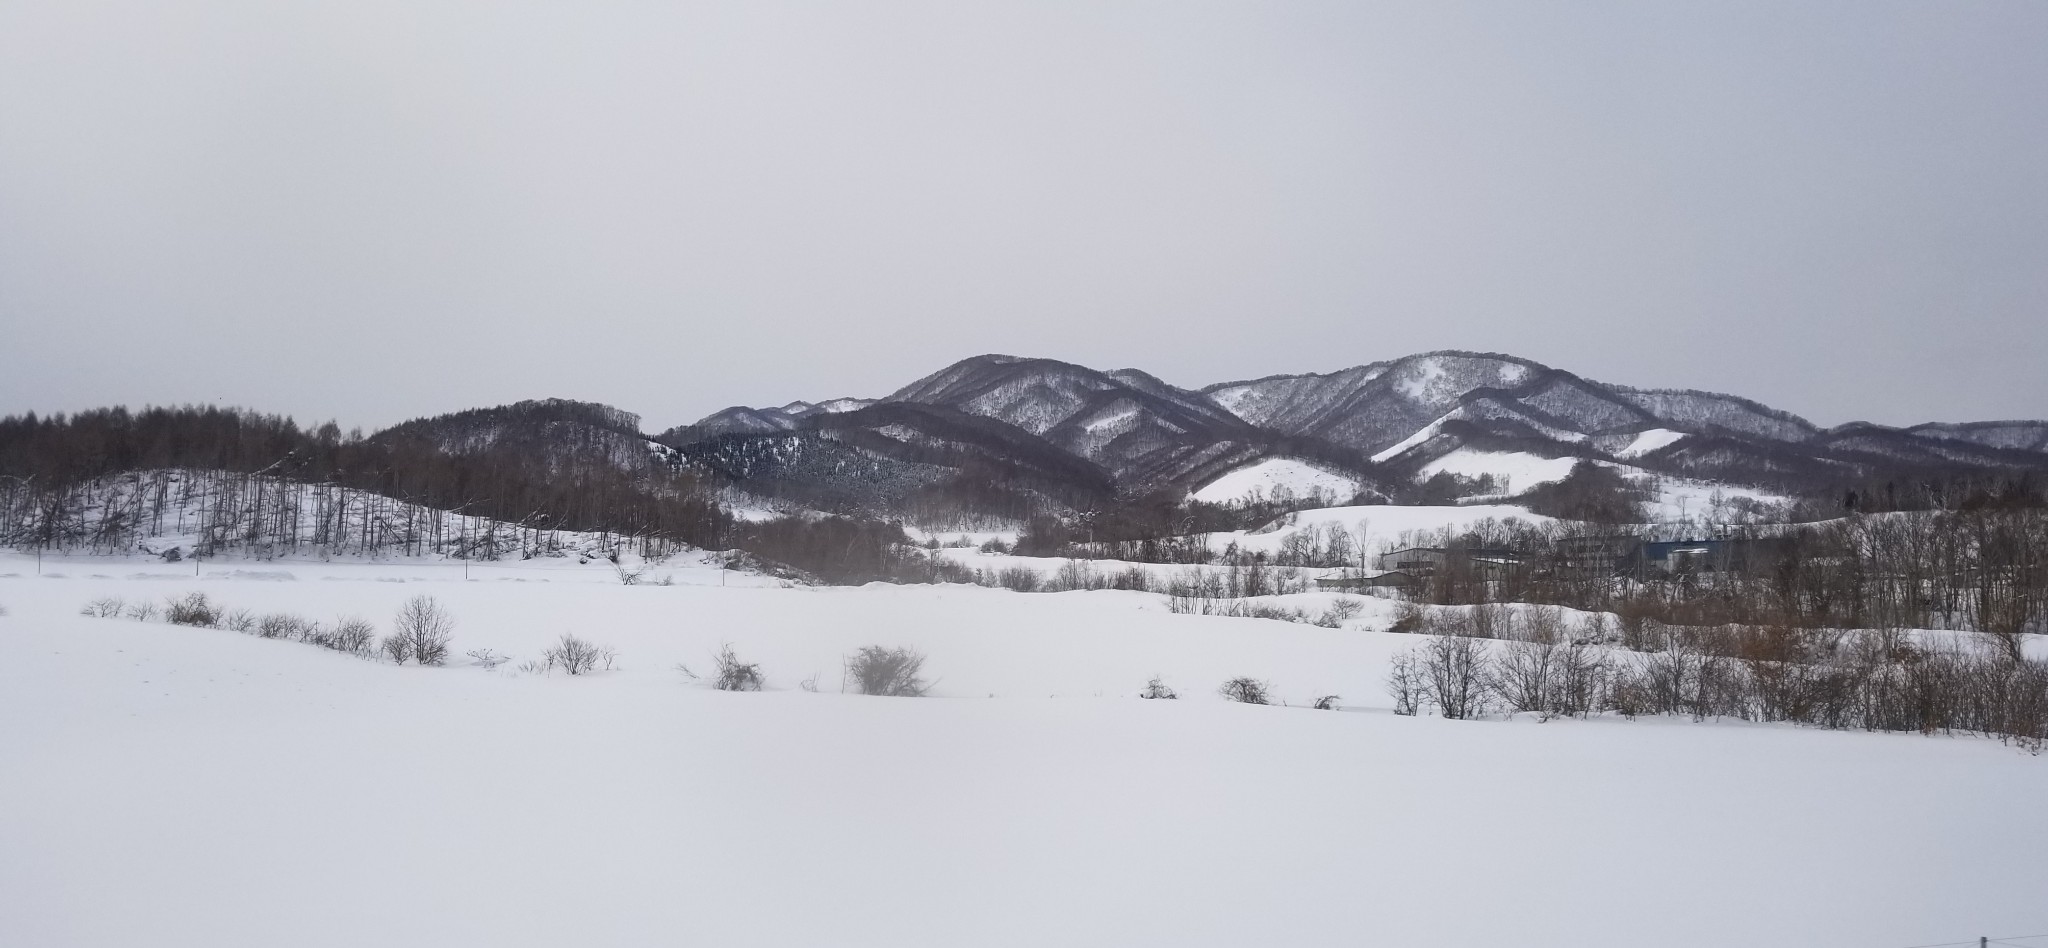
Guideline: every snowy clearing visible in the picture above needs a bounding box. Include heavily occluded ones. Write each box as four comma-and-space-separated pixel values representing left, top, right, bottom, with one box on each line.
1189, 457, 1362, 503
2, 556, 2044, 947
1419, 448, 1582, 493
1616, 427, 1687, 458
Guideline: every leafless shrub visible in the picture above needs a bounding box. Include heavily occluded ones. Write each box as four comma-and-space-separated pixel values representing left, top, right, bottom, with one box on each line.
1217, 677, 1272, 705
1420, 634, 1492, 720
1386, 651, 1425, 716
1044, 559, 1104, 592
380, 633, 414, 665
800, 673, 821, 693
125, 600, 159, 622
256, 612, 299, 640
82, 596, 126, 618
327, 616, 376, 654
1109, 566, 1155, 592
466, 648, 510, 669
1168, 596, 1309, 623
542, 634, 613, 675
514, 658, 549, 675
1519, 606, 1566, 644
1387, 600, 1425, 635
1141, 675, 1178, 699
1548, 642, 1606, 718
712, 643, 764, 692
1314, 598, 1365, 628
223, 609, 257, 633
995, 567, 1041, 593
1470, 602, 1506, 640
613, 561, 645, 585
845, 645, 930, 696
1313, 695, 1342, 710
1575, 612, 1612, 645
394, 595, 453, 666
165, 592, 222, 627
1493, 639, 1558, 717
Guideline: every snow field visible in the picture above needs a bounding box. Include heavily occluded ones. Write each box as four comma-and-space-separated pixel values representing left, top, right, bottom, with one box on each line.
1418, 448, 1582, 492
1188, 457, 1363, 504
3, 559, 2046, 947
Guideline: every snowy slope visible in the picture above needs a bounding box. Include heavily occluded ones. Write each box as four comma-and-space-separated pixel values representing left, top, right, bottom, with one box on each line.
1417, 449, 1582, 492
1189, 457, 1362, 504
3, 562, 2044, 948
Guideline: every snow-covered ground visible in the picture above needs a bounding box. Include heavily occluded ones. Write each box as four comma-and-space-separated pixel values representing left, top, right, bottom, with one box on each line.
1616, 427, 1687, 458
1224, 502, 1555, 556
1189, 457, 1362, 504
1419, 448, 1582, 493
3, 553, 2044, 947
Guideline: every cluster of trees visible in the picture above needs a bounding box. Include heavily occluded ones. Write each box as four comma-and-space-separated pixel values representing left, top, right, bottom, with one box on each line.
1386, 603, 2047, 749
0, 468, 686, 560
1386, 506, 2048, 647
0, 404, 727, 549
0, 404, 976, 583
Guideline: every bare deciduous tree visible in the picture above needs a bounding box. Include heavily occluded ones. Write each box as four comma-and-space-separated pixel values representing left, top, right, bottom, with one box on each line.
394, 595, 453, 666
1421, 634, 1492, 720
1386, 651, 1425, 716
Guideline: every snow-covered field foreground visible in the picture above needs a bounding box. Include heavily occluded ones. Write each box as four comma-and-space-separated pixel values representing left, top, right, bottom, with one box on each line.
4, 554, 2045, 947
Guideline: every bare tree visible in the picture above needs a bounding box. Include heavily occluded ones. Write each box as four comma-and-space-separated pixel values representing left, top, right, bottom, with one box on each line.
1386, 651, 1425, 716
1421, 634, 1492, 720
329, 616, 376, 654
1548, 642, 1605, 719
1140, 675, 1178, 699
394, 595, 453, 666
1492, 638, 1558, 717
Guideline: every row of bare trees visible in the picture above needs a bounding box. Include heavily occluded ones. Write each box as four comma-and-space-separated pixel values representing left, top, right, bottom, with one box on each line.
1385, 508, 2048, 646
1386, 604, 2048, 749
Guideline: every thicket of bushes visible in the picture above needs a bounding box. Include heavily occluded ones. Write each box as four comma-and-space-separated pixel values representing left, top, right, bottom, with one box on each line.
1385, 606, 2048, 751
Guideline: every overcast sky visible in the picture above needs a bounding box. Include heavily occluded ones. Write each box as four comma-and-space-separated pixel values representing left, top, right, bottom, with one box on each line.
2, 1, 2044, 433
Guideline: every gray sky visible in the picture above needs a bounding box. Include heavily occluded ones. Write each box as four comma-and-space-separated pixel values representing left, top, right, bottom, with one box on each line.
3, 1, 2044, 434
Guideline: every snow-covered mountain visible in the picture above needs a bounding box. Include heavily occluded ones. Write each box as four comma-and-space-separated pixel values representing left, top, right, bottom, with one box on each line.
1203, 351, 1822, 457
667, 350, 2048, 514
